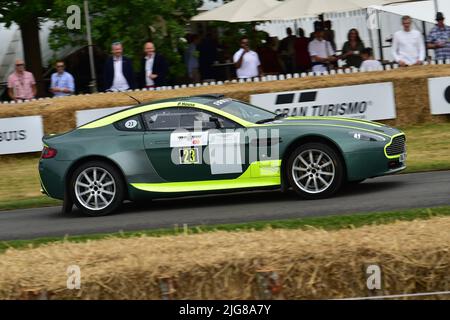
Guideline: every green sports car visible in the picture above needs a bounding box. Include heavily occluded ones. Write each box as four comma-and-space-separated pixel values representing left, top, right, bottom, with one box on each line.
39, 94, 406, 216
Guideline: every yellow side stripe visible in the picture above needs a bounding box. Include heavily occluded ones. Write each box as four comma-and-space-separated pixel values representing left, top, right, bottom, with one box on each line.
131, 160, 282, 193
285, 116, 384, 127
254, 122, 392, 138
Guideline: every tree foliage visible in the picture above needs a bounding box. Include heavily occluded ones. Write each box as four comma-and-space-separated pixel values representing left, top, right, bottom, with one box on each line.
0, 0, 55, 96
0, 0, 53, 26
48, 0, 202, 80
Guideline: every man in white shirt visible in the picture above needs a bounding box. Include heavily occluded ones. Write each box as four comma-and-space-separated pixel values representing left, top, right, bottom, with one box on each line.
233, 37, 262, 79
139, 41, 168, 88
144, 43, 156, 87
111, 43, 129, 91
392, 16, 425, 67
308, 29, 336, 72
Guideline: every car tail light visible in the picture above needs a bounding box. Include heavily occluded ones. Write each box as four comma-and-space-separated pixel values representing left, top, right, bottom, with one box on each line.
42, 146, 57, 159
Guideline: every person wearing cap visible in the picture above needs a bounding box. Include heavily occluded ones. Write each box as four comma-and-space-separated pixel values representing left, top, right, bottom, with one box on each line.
308, 27, 336, 72
427, 12, 450, 61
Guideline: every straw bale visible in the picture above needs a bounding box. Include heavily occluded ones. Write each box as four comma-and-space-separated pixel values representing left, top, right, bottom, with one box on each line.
0, 216, 448, 299
0, 65, 449, 135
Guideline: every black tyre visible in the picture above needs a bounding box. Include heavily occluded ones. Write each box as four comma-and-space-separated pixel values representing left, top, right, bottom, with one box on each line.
70, 160, 125, 216
286, 143, 344, 199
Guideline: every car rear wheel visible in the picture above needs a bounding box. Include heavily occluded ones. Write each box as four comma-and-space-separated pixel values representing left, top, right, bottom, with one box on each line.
287, 143, 344, 199
70, 161, 125, 216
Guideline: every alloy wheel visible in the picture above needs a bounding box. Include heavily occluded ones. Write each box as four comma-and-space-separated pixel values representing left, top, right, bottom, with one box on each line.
74, 167, 116, 211
291, 149, 335, 194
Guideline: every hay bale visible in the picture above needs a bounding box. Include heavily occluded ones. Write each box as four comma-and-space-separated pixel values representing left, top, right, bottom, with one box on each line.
1, 65, 449, 134
0, 216, 449, 299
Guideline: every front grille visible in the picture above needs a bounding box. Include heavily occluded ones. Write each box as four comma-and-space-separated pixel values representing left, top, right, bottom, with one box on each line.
386, 135, 406, 156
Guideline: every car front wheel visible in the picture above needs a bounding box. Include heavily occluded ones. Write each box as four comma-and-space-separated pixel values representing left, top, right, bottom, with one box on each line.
70, 161, 125, 216
287, 143, 344, 199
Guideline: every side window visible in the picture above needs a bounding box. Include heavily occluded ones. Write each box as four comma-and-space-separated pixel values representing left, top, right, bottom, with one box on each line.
143, 108, 183, 131
114, 115, 143, 131
143, 107, 239, 131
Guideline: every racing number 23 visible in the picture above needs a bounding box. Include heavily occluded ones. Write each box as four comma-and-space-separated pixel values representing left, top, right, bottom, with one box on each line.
179, 147, 200, 164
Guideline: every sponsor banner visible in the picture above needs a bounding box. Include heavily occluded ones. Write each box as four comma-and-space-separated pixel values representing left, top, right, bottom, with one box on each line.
250, 82, 397, 121
0, 116, 44, 155
76, 106, 132, 127
428, 76, 450, 115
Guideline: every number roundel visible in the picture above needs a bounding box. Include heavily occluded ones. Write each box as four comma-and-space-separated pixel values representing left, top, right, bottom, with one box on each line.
125, 119, 138, 129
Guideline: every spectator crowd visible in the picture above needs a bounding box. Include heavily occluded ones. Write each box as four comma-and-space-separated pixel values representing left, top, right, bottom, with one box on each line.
4, 13, 450, 101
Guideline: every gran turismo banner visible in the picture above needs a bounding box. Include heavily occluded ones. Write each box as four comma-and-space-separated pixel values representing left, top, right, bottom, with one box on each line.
250, 82, 397, 121
0, 116, 43, 155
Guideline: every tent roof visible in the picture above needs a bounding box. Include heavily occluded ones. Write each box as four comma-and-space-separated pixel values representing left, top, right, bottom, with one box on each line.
257, 0, 407, 21
191, 0, 280, 23
371, 0, 450, 25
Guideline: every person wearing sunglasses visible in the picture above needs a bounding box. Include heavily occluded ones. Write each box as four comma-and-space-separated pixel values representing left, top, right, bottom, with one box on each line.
50, 60, 75, 97
7, 59, 37, 101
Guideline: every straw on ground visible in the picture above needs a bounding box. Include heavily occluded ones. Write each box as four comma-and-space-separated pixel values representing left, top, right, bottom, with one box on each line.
0, 216, 448, 299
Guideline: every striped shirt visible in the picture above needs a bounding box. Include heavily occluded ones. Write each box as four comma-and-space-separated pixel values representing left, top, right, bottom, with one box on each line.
427, 25, 450, 60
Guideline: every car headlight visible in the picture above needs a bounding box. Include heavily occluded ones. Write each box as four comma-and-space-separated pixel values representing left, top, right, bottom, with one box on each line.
349, 131, 386, 142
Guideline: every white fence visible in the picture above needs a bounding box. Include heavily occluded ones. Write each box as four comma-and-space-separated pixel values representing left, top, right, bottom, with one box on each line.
2, 59, 450, 106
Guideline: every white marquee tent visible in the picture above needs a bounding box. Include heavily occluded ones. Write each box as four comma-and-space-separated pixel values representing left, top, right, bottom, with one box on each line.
191, 0, 280, 23
1, 0, 449, 87
257, 0, 404, 20
372, 0, 450, 25
256, 0, 448, 62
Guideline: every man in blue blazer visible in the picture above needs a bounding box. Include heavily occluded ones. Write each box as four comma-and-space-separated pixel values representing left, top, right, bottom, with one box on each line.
139, 41, 169, 89
103, 42, 136, 91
